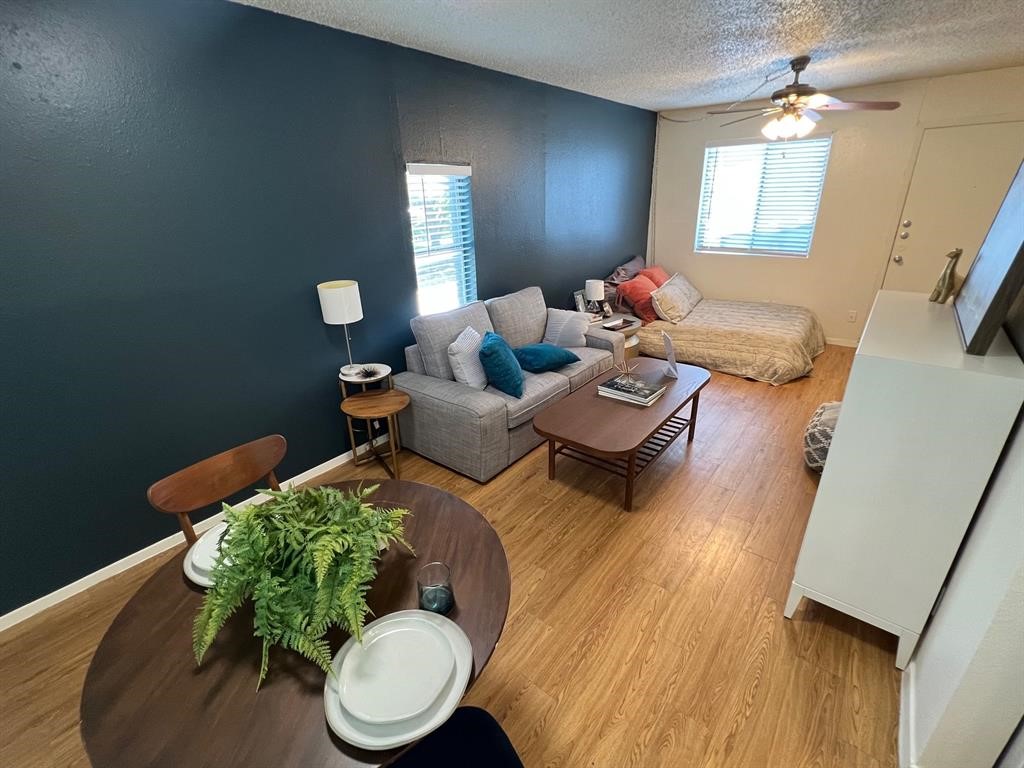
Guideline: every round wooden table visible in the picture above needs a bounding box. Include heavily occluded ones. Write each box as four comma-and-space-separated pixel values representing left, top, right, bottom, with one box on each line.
81, 480, 510, 767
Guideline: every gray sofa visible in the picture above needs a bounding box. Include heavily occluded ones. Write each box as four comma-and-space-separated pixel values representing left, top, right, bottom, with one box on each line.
394, 287, 625, 481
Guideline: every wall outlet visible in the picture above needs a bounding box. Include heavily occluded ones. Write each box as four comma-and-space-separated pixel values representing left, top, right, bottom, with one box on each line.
847, 310, 858, 323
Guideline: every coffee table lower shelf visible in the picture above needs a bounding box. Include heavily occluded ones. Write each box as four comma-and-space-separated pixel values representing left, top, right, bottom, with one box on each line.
546, 408, 696, 511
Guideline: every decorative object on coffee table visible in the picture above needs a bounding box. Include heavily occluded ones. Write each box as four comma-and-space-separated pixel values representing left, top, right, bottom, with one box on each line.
613, 359, 639, 381
533, 357, 711, 511
317, 279, 364, 376
954, 161, 1024, 355
192, 484, 411, 687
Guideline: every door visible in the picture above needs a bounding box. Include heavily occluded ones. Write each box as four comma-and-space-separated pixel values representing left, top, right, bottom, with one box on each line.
883, 121, 1024, 292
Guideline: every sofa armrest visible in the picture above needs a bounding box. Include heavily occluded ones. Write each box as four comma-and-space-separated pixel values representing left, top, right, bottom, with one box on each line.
393, 372, 510, 482
585, 326, 625, 364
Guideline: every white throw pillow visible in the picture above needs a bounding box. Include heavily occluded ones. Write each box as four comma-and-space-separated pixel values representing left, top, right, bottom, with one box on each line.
651, 273, 703, 323
543, 308, 589, 347
447, 326, 488, 390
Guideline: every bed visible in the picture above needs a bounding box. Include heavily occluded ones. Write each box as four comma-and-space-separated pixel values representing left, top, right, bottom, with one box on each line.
635, 298, 826, 385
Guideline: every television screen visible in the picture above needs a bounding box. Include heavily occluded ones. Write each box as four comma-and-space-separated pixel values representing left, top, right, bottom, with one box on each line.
954, 161, 1024, 355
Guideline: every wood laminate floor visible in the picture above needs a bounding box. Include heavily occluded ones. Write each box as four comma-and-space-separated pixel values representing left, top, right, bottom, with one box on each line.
0, 345, 900, 767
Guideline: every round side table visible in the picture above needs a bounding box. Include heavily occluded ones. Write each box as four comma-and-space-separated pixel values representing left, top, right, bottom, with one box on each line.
341, 389, 410, 479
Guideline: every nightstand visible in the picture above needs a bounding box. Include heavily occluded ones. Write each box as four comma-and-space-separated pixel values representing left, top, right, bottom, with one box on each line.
592, 313, 641, 359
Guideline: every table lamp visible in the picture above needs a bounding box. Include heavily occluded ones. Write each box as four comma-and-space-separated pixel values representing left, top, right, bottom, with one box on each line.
585, 279, 606, 315
317, 280, 363, 375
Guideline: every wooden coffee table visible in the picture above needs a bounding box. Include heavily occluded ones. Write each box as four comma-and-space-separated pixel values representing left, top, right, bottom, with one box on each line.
533, 358, 711, 511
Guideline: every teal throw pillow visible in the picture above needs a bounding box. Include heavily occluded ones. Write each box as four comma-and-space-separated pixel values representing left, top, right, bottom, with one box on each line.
478, 332, 524, 397
513, 343, 580, 373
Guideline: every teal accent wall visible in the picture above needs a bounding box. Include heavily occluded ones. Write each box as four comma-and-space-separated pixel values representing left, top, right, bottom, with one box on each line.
0, 0, 655, 613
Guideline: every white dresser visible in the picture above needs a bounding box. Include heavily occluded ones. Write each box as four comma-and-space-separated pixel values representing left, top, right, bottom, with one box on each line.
785, 290, 1024, 668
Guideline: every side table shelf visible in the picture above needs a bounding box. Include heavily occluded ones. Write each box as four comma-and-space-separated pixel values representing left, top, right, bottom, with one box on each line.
338, 364, 409, 479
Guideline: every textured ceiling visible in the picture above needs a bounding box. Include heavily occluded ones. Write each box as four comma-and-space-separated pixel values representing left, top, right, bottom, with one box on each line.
234, 0, 1024, 111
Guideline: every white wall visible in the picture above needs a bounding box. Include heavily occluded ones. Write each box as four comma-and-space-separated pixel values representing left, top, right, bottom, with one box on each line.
650, 66, 1024, 344
899, 420, 1024, 768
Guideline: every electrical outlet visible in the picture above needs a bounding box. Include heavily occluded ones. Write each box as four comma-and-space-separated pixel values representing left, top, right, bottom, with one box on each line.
847, 310, 858, 323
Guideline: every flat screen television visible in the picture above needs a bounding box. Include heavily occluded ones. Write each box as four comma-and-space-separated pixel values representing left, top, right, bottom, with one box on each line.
954, 160, 1024, 355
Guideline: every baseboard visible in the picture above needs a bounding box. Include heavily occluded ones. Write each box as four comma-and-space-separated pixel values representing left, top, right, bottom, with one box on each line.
826, 336, 860, 348
0, 436, 388, 633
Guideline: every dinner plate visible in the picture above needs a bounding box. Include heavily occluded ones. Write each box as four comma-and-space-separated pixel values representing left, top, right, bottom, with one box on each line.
182, 522, 227, 588
324, 610, 473, 751
339, 615, 454, 725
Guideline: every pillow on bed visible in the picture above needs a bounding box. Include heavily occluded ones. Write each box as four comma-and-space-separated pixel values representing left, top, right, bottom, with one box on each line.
640, 266, 671, 287
617, 274, 659, 323
651, 273, 703, 323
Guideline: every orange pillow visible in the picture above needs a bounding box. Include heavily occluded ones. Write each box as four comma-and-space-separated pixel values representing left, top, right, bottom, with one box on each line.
639, 266, 671, 287
617, 274, 659, 323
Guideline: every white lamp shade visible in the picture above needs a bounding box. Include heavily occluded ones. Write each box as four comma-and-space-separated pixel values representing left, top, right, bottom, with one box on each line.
585, 279, 605, 301
317, 280, 363, 325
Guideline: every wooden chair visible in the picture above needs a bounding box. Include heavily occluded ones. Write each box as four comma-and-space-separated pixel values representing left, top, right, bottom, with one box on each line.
147, 435, 287, 544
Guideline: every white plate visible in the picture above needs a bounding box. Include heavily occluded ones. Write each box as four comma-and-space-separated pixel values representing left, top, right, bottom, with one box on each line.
182, 522, 227, 588
324, 610, 473, 751
339, 615, 454, 725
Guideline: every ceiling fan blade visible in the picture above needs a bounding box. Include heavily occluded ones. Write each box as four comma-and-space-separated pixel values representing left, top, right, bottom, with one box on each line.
720, 110, 778, 127
706, 106, 772, 115
804, 109, 821, 122
816, 100, 901, 111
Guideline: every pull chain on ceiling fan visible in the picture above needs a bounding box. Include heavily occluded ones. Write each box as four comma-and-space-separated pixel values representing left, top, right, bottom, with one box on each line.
709, 55, 901, 140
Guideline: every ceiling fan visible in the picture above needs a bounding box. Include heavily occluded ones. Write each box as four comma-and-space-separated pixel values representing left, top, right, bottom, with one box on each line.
708, 55, 900, 140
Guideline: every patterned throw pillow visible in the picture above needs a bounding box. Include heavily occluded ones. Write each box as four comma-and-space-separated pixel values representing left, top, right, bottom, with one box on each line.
651, 273, 704, 323
639, 266, 671, 287
478, 331, 524, 398
543, 308, 590, 347
447, 326, 488, 390
617, 275, 659, 323
803, 402, 842, 473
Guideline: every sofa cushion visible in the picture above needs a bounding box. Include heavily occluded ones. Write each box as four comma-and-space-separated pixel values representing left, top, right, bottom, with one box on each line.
559, 346, 614, 391
513, 343, 580, 373
486, 371, 569, 428
543, 308, 590, 347
410, 301, 494, 380
447, 326, 488, 390
479, 332, 524, 397
652, 273, 703, 323
485, 287, 547, 349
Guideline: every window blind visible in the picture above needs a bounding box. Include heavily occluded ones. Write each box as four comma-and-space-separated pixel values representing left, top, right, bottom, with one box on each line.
405, 166, 478, 315
694, 137, 832, 257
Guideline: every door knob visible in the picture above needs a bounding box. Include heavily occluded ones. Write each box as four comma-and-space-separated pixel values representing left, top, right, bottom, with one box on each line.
894, 254, 904, 264
899, 231, 910, 239
902, 219, 912, 227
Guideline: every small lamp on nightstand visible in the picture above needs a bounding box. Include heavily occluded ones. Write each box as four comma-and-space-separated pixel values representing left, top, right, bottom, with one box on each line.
585, 279, 609, 317
317, 280, 363, 376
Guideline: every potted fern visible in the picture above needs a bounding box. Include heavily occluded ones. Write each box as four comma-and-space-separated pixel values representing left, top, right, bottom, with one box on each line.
192, 484, 411, 686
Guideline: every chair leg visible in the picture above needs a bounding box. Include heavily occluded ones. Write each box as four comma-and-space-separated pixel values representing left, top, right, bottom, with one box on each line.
178, 513, 198, 545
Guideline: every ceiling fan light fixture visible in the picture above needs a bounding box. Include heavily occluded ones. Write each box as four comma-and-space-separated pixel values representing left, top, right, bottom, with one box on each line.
761, 108, 817, 141
761, 117, 783, 140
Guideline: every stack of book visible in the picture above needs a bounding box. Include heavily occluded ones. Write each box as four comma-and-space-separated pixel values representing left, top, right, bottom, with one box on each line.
597, 374, 667, 407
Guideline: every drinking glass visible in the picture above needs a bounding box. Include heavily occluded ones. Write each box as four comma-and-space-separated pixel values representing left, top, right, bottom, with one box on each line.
417, 561, 454, 615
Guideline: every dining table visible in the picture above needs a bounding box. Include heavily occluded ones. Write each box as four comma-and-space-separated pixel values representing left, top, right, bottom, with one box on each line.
80, 479, 511, 767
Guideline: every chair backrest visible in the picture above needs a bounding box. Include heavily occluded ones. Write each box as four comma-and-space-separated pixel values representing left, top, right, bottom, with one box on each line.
147, 434, 287, 544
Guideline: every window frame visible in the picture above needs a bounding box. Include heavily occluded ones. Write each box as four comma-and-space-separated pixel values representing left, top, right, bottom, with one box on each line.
693, 134, 833, 260
404, 162, 478, 316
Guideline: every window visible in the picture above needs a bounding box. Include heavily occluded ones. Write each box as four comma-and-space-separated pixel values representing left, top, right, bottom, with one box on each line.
694, 137, 832, 257
405, 163, 478, 315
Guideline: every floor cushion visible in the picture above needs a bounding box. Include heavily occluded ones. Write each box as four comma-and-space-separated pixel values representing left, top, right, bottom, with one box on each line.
804, 401, 842, 472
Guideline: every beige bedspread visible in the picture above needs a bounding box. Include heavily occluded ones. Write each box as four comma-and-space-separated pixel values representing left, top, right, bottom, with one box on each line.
636, 299, 826, 385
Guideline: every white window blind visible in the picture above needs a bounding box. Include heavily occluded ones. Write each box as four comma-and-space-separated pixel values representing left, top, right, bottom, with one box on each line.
694, 137, 832, 257
405, 164, 477, 315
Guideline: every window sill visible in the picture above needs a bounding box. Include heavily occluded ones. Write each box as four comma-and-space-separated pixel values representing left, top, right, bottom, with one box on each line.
694, 249, 809, 260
